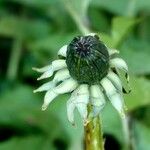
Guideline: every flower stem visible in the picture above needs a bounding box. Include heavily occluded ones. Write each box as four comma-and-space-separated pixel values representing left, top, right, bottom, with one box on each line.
6, 37, 22, 81
84, 116, 104, 150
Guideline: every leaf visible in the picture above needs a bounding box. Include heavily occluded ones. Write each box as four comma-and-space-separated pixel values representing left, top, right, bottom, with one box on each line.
131, 120, 150, 150
0, 136, 55, 150
62, 0, 91, 19
120, 39, 150, 75
91, 0, 150, 16
111, 17, 137, 47
0, 16, 50, 39
98, 17, 137, 48
101, 104, 124, 145
125, 76, 150, 111
99, 33, 114, 48
0, 84, 83, 150
12, 0, 58, 7
28, 33, 78, 56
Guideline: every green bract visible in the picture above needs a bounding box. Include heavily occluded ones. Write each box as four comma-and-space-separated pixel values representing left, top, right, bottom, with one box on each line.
66, 35, 109, 84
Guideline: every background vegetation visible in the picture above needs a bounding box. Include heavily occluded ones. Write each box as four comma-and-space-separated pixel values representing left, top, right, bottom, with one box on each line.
0, 0, 150, 150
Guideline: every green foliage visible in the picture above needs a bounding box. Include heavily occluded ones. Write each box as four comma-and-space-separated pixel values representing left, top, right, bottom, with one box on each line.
0, 0, 150, 149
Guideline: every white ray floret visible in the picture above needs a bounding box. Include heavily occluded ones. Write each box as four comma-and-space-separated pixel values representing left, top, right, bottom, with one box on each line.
53, 68, 70, 83
37, 68, 54, 80
110, 58, 128, 72
58, 45, 67, 57
101, 78, 125, 117
42, 89, 58, 111
87, 33, 96, 36
67, 84, 89, 124
107, 71, 122, 91
90, 85, 106, 117
32, 65, 52, 73
76, 103, 88, 124
108, 48, 119, 56
92, 106, 104, 117
33, 81, 55, 93
54, 78, 78, 94
71, 84, 89, 104
67, 100, 76, 125
90, 85, 105, 106
37, 60, 67, 80
110, 57, 129, 82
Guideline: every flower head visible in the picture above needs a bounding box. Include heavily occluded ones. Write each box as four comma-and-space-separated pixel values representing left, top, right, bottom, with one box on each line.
33, 34, 130, 125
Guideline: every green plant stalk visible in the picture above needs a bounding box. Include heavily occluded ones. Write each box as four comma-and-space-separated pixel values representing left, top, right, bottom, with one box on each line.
64, 0, 91, 35
84, 116, 104, 150
7, 37, 22, 81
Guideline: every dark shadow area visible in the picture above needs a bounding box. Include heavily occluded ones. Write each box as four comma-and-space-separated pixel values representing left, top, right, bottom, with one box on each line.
104, 134, 121, 150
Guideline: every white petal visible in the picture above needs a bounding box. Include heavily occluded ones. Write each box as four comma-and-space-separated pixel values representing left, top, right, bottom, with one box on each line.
110, 58, 128, 72
66, 84, 89, 124
72, 84, 89, 104
90, 85, 105, 106
73, 85, 89, 123
53, 68, 70, 83
107, 71, 122, 91
110, 58, 129, 83
92, 106, 105, 117
33, 81, 55, 93
58, 45, 67, 57
52, 59, 67, 70
54, 78, 78, 94
108, 48, 119, 56
37, 60, 67, 80
76, 103, 88, 122
42, 90, 58, 111
110, 94, 125, 118
101, 78, 125, 117
67, 100, 76, 125
87, 33, 96, 36
32, 65, 51, 73
37, 68, 53, 80
90, 85, 105, 117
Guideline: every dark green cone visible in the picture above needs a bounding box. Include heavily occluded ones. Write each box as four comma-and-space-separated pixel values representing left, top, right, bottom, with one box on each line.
66, 35, 109, 85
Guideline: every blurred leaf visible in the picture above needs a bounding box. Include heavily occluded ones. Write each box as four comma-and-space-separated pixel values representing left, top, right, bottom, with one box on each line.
99, 33, 114, 48
91, 0, 150, 16
12, 0, 58, 7
120, 39, 150, 75
99, 17, 137, 48
89, 8, 110, 33
132, 120, 150, 150
62, 0, 91, 19
111, 17, 137, 47
125, 76, 150, 111
28, 33, 77, 56
0, 84, 83, 150
102, 104, 124, 145
0, 16, 50, 39
0, 136, 55, 150
132, 106, 150, 127
91, 0, 128, 16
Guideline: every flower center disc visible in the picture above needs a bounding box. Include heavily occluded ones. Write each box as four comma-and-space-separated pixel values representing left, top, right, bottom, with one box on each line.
66, 35, 109, 85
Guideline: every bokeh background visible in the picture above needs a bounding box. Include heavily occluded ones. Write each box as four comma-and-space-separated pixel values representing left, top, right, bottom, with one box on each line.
0, 0, 150, 150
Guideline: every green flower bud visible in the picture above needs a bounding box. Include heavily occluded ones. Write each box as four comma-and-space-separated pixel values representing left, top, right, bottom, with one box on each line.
66, 35, 109, 85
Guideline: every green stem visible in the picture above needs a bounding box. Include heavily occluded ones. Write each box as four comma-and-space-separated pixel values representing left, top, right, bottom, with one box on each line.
64, 0, 91, 35
6, 37, 22, 81
84, 116, 104, 150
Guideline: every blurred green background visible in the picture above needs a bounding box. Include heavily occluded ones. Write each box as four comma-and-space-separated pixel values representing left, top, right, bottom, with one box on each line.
0, 0, 150, 150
